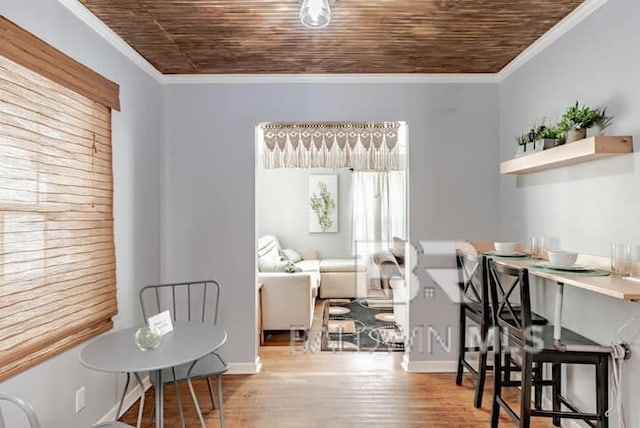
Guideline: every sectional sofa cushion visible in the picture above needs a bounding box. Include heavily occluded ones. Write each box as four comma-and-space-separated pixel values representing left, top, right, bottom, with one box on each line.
258, 258, 302, 273
295, 259, 320, 272
319, 259, 367, 273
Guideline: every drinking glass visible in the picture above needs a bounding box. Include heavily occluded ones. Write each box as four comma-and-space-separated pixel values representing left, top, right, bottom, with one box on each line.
530, 236, 547, 260
611, 243, 631, 276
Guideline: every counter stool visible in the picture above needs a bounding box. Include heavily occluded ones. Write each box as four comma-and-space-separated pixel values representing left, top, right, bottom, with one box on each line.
488, 260, 611, 428
455, 250, 493, 408
455, 251, 548, 409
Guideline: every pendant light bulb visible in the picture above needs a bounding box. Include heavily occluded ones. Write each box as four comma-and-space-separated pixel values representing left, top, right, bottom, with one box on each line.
300, 0, 332, 29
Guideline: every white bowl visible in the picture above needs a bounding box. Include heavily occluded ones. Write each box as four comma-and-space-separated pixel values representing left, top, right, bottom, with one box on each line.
494, 242, 517, 253
547, 250, 578, 266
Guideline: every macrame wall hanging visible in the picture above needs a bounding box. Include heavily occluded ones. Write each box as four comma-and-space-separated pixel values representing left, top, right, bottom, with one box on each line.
261, 122, 401, 171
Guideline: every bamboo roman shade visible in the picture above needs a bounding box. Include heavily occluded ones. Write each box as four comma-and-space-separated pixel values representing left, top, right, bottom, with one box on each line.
0, 17, 119, 381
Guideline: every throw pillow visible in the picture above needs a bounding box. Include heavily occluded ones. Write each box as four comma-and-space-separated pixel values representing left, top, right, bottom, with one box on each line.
280, 248, 303, 263
257, 235, 281, 260
390, 236, 406, 264
283, 262, 302, 273
258, 258, 302, 273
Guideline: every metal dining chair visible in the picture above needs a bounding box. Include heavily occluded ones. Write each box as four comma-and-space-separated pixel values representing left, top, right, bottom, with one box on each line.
93, 423, 134, 428
138, 280, 228, 428
0, 393, 41, 428
106, 372, 145, 428
0, 393, 136, 428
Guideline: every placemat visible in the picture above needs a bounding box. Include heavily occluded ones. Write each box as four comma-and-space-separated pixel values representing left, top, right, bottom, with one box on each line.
529, 265, 610, 276
481, 251, 531, 259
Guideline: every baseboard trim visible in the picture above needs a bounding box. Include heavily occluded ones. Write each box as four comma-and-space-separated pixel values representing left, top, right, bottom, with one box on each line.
227, 356, 262, 374
401, 353, 410, 371
96, 375, 151, 424
401, 354, 458, 373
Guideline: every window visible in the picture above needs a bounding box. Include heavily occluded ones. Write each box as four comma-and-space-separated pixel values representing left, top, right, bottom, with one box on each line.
351, 170, 406, 256
0, 17, 120, 381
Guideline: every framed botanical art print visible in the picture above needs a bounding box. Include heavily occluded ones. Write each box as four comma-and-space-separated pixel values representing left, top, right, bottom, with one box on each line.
309, 174, 338, 233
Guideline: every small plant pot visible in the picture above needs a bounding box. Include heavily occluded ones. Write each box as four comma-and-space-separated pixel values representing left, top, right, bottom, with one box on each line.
536, 138, 560, 150
566, 128, 587, 143
526, 141, 544, 154
586, 124, 603, 138
515, 145, 527, 158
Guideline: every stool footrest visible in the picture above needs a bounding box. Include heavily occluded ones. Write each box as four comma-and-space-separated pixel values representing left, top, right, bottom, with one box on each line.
461, 359, 479, 376
531, 410, 598, 425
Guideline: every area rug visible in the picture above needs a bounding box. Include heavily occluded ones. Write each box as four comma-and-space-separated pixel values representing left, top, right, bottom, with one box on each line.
321, 299, 404, 352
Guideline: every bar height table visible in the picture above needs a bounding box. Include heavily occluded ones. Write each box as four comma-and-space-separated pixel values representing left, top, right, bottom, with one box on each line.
80, 322, 227, 428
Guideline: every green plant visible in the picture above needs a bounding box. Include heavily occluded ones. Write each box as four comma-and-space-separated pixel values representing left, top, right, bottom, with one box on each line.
537, 125, 561, 140
522, 122, 560, 144
595, 107, 613, 130
527, 125, 545, 143
310, 181, 335, 232
557, 101, 602, 131
515, 133, 528, 146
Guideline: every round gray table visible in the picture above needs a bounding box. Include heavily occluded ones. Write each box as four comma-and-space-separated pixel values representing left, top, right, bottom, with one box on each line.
80, 322, 227, 428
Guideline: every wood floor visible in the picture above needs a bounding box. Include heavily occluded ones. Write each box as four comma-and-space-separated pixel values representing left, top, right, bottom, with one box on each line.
121, 301, 552, 428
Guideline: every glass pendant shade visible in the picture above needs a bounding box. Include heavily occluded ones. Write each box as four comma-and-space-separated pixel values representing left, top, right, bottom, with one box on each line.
300, 0, 331, 29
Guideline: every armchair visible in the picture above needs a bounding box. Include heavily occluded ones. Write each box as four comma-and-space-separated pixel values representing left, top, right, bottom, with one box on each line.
259, 271, 320, 335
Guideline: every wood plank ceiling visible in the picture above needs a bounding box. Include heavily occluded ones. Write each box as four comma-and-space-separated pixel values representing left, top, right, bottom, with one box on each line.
79, 0, 584, 74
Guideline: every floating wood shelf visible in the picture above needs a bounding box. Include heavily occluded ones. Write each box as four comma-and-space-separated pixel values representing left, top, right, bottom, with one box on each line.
500, 136, 634, 175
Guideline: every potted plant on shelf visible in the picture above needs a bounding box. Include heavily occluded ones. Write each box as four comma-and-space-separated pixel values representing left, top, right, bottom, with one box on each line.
586, 107, 613, 137
534, 124, 562, 149
524, 125, 545, 153
557, 101, 605, 143
515, 133, 528, 157
514, 121, 565, 158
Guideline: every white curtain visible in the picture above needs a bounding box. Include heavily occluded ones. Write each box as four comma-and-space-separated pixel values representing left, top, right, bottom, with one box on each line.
351, 171, 406, 257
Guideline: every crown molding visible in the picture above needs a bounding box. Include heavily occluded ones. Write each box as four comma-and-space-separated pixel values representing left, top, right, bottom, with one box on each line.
498, 0, 608, 81
58, 0, 164, 83
162, 73, 500, 84
59, 0, 607, 85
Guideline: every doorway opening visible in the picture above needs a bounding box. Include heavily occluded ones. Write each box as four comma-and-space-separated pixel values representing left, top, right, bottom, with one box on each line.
254, 121, 410, 366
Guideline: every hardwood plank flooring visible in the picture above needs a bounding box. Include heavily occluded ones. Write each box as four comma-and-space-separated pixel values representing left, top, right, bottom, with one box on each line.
121, 301, 551, 427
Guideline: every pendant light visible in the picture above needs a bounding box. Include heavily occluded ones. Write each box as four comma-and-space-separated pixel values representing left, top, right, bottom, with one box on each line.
300, 0, 332, 29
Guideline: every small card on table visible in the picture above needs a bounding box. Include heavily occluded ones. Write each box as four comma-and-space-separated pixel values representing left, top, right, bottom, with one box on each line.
148, 310, 174, 336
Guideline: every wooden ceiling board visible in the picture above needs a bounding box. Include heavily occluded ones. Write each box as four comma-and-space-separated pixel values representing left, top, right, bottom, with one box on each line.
78, 0, 584, 74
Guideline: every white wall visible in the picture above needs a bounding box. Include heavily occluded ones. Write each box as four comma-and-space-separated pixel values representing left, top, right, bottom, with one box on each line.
162, 82, 501, 364
499, 0, 640, 425
0, 0, 162, 426
256, 166, 353, 258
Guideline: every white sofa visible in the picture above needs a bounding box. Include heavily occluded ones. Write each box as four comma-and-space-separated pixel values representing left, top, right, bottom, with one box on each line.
257, 236, 368, 336
318, 259, 368, 299
259, 270, 320, 333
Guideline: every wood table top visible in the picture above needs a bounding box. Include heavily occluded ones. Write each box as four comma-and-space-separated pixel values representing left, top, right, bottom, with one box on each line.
463, 241, 640, 301
492, 257, 640, 301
